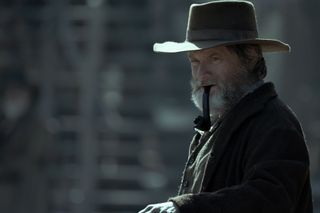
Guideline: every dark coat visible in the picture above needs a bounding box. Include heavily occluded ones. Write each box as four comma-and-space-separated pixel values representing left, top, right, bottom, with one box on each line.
0, 113, 53, 213
170, 83, 313, 213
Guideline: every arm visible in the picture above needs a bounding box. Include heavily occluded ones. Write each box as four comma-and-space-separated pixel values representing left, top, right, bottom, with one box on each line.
169, 128, 311, 213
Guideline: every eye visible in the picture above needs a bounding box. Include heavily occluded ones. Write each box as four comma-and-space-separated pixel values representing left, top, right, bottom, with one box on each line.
210, 55, 221, 62
190, 59, 200, 65
211, 56, 220, 61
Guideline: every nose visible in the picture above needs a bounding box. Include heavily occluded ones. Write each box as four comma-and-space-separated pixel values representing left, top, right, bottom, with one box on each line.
195, 63, 211, 82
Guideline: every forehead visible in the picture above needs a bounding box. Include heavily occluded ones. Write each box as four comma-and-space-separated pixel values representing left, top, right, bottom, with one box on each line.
187, 45, 232, 58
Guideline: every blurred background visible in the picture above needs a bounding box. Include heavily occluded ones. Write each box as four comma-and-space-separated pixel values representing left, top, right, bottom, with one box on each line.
0, 0, 319, 212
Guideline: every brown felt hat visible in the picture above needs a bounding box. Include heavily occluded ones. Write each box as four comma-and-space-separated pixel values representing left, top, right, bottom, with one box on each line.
153, 0, 290, 53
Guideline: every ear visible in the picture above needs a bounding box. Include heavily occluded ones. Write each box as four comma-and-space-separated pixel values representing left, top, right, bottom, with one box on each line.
246, 47, 261, 71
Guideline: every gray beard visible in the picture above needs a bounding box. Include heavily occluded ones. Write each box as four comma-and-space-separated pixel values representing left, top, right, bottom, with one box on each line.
191, 80, 263, 121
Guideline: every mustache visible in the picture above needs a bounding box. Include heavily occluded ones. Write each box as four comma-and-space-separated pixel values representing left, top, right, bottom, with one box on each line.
190, 78, 216, 92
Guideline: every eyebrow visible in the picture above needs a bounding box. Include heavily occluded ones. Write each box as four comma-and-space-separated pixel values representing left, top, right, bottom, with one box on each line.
187, 53, 197, 61
187, 50, 220, 60
209, 52, 220, 57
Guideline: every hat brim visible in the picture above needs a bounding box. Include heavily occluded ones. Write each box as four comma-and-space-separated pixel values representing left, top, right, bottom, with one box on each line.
153, 38, 290, 53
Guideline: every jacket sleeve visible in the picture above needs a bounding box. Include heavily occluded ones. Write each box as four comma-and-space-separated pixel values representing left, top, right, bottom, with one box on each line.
169, 127, 311, 213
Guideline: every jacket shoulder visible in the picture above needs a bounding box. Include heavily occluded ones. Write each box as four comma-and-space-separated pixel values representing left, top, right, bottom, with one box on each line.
253, 97, 303, 134
244, 96, 309, 164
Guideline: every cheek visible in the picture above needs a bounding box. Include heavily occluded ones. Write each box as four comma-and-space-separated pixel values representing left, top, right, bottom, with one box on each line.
190, 63, 200, 79
217, 63, 242, 83
191, 64, 203, 79
210, 67, 227, 84
191, 67, 197, 79
227, 67, 246, 84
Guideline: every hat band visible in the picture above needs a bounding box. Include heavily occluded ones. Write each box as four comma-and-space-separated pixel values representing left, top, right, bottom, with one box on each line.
186, 29, 258, 41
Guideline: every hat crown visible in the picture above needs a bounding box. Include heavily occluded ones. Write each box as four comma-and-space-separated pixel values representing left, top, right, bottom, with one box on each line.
187, 1, 258, 41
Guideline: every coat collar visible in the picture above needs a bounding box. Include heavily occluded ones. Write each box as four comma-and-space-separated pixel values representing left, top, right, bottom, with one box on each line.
219, 82, 277, 133
201, 82, 278, 190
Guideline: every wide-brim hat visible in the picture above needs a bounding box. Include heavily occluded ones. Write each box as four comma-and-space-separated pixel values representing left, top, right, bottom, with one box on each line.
153, 1, 290, 53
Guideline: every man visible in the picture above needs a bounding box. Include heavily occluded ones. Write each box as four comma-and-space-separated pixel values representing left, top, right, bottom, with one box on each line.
0, 70, 54, 213
139, 1, 313, 213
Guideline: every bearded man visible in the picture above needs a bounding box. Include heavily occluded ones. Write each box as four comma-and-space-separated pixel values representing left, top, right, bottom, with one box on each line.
139, 1, 313, 213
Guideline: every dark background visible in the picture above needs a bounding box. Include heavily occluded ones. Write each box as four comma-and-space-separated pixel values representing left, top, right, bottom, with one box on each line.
0, 0, 319, 212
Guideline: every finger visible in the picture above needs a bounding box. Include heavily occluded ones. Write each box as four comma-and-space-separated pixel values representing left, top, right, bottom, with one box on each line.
159, 206, 175, 213
167, 206, 176, 213
138, 209, 146, 213
138, 205, 153, 213
150, 207, 160, 213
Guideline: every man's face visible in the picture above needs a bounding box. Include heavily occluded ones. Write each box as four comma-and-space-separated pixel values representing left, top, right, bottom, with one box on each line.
2, 86, 31, 120
189, 46, 251, 117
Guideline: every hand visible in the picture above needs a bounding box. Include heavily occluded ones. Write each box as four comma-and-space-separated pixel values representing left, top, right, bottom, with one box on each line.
138, 201, 179, 213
